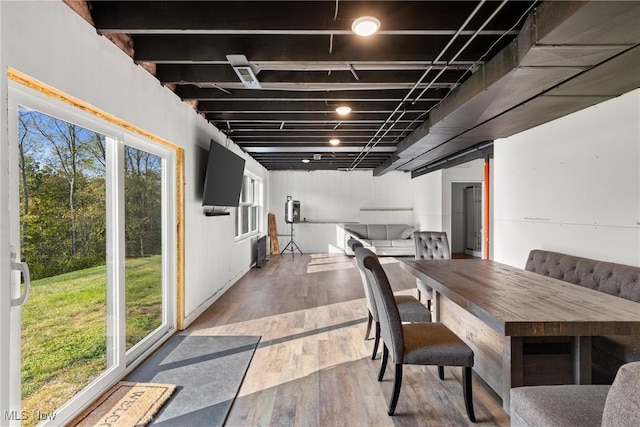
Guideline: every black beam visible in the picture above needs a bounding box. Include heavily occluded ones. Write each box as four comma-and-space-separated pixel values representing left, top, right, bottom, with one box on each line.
91, 1, 532, 33
205, 112, 425, 122
197, 100, 437, 113
156, 65, 463, 86
133, 34, 504, 63
174, 86, 443, 101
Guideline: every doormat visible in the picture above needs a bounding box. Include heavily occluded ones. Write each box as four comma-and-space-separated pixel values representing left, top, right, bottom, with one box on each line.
126, 335, 261, 426
69, 381, 176, 427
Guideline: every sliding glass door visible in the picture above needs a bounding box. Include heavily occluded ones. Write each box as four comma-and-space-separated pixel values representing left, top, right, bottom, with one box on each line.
16, 105, 112, 426
7, 82, 175, 426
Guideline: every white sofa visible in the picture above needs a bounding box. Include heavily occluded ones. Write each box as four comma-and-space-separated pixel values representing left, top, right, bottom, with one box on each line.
344, 223, 415, 256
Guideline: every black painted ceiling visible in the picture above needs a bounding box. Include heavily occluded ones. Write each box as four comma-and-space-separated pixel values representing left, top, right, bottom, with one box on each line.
87, 1, 640, 173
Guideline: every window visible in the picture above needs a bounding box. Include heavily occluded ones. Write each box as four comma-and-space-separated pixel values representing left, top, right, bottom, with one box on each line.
236, 174, 262, 238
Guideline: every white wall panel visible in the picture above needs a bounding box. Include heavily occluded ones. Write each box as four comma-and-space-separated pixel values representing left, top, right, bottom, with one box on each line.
411, 170, 443, 230
1, 1, 268, 327
494, 89, 640, 267
269, 170, 413, 253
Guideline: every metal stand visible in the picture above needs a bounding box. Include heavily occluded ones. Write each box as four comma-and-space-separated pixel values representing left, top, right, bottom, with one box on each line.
280, 222, 302, 257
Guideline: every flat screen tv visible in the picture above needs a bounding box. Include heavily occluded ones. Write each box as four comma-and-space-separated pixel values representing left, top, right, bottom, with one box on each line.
202, 140, 246, 211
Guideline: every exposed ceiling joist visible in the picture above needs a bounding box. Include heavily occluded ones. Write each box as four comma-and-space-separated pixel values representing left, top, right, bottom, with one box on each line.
86, 1, 640, 172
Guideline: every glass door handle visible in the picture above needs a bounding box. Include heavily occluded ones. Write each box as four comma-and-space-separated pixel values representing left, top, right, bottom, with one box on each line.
10, 252, 31, 307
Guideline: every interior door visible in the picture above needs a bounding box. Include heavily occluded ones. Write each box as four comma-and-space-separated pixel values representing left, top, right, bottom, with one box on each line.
464, 184, 483, 256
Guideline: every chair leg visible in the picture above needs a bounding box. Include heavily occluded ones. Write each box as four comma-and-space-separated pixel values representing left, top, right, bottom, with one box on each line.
438, 366, 444, 380
388, 364, 403, 416
365, 312, 373, 340
378, 345, 389, 381
427, 299, 432, 311
463, 367, 476, 423
371, 321, 381, 360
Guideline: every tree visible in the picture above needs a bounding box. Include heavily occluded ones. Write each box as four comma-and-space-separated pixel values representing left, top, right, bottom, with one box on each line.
18, 108, 107, 278
125, 147, 162, 257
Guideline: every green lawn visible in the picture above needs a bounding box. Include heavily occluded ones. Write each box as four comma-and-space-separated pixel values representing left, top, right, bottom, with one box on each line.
21, 255, 162, 426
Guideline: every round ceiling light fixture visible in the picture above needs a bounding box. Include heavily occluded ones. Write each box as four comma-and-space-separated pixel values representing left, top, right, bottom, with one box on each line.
335, 105, 352, 115
352, 16, 381, 36
329, 138, 341, 146
301, 159, 310, 163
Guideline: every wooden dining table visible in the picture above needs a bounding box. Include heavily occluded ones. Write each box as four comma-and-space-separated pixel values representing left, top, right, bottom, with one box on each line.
400, 258, 640, 413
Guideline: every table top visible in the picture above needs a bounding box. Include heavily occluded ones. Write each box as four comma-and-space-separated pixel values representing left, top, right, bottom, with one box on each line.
400, 259, 640, 336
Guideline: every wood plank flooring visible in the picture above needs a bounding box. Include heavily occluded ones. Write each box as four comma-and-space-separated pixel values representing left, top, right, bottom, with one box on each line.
187, 253, 510, 426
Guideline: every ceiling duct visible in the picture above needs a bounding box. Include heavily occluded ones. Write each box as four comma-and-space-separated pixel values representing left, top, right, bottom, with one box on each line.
374, 1, 640, 176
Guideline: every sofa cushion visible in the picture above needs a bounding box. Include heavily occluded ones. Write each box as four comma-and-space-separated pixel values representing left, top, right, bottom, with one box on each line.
365, 224, 388, 240
392, 239, 415, 248
372, 240, 392, 247
344, 224, 368, 239
601, 361, 640, 427
385, 224, 409, 239
399, 225, 415, 239
510, 385, 610, 427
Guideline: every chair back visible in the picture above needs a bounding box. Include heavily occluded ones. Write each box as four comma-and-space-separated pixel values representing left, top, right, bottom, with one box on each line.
601, 361, 640, 426
414, 231, 451, 260
355, 247, 404, 361
353, 244, 378, 320
347, 238, 364, 251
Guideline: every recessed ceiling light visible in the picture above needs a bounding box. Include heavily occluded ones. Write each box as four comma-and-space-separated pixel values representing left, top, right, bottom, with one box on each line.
352, 16, 381, 36
335, 106, 352, 115
301, 159, 310, 163
329, 138, 341, 146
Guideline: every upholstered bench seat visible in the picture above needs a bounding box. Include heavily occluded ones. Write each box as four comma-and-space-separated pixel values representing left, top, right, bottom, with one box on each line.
510, 361, 640, 427
511, 385, 611, 427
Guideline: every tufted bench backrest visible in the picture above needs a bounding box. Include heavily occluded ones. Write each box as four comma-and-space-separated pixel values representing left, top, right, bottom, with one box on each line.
414, 231, 451, 260
525, 249, 640, 303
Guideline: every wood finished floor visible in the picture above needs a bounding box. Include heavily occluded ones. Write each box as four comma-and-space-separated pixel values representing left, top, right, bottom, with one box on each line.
186, 253, 510, 426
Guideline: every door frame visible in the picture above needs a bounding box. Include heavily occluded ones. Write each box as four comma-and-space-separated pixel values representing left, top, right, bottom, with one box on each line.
450, 181, 484, 258
3, 69, 184, 425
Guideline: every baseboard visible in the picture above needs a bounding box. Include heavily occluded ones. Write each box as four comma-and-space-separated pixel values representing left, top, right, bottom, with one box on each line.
181, 265, 252, 329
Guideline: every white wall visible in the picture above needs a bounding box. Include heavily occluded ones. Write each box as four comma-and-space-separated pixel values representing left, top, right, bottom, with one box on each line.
411, 169, 443, 231
494, 89, 640, 268
269, 170, 413, 253
410, 159, 484, 246
0, 1, 268, 328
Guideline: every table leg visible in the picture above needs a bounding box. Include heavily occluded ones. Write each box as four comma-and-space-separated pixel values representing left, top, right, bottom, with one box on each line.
574, 336, 592, 384
502, 336, 523, 414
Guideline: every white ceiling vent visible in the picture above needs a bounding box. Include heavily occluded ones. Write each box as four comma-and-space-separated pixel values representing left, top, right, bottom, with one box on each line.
227, 54, 261, 89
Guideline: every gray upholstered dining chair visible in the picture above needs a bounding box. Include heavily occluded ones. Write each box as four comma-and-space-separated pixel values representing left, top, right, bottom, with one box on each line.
355, 246, 475, 420
414, 231, 451, 310
348, 238, 430, 360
